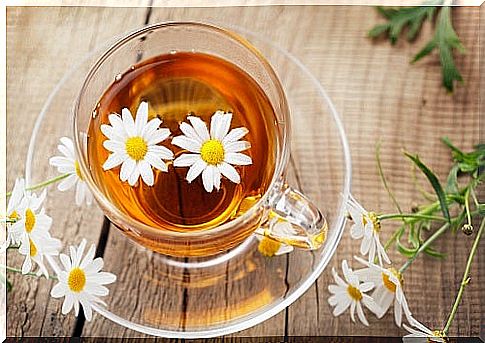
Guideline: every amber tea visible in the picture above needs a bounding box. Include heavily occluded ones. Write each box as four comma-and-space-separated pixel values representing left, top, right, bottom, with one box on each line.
87, 52, 277, 233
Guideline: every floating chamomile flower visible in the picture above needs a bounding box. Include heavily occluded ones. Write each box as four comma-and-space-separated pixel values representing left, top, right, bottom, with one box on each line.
172, 111, 252, 193
328, 260, 381, 326
49, 137, 93, 206
50, 239, 116, 321
101, 102, 174, 187
354, 256, 413, 327
347, 194, 390, 266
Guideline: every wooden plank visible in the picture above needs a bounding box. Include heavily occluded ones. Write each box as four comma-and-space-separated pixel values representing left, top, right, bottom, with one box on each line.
6, 5, 149, 336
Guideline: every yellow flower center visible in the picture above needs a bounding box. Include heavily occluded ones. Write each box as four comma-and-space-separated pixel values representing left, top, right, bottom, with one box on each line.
368, 212, 381, 233
382, 268, 403, 293
258, 236, 282, 257
74, 160, 84, 180
347, 285, 363, 301
9, 210, 19, 221
67, 267, 86, 293
428, 330, 446, 342
200, 139, 225, 165
125, 136, 148, 161
25, 208, 36, 233
29, 239, 38, 257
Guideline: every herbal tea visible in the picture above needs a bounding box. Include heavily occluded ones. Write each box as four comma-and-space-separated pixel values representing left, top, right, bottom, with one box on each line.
87, 52, 277, 232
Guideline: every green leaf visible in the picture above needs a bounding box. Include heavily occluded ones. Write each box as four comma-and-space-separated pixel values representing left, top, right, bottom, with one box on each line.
445, 164, 459, 194
397, 240, 417, 257
405, 152, 451, 222
477, 204, 485, 216
424, 246, 446, 259
413, 7, 465, 92
369, 6, 436, 44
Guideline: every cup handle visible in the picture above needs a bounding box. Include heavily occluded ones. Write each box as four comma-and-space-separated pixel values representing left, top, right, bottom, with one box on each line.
256, 184, 328, 250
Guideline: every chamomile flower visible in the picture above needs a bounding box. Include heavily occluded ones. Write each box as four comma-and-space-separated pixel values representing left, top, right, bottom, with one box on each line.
101, 101, 174, 187
50, 239, 116, 321
49, 137, 93, 206
18, 229, 61, 278
403, 319, 447, 342
347, 194, 390, 266
328, 260, 381, 326
172, 111, 252, 193
354, 256, 413, 327
2, 178, 26, 250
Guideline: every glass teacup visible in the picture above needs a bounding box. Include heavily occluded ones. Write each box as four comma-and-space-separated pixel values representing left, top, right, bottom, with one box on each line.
73, 22, 327, 257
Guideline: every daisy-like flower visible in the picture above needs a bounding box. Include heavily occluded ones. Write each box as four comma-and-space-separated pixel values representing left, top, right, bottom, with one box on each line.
101, 101, 174, 187
49, 137, 93, 206
2, 178, 26, 250
9, 191, 60, 276
347, 194, 390, 266
354, 256, 413, 327
18, 229, 61, 278
328, 260, 381, 326
403, 319, 447, 342
172, 111, 252, 193
50, 239, 116, 321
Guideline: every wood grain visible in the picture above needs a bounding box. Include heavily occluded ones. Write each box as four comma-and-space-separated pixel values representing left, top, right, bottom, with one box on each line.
6, 5, 149, 336
6, 4, 483, 338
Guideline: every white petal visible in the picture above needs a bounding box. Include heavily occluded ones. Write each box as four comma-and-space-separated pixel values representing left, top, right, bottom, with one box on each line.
224, 152, 252, 166
173, 153, 200, 167
218, 162, 240, 184
103, 140, 124, 153
360, 234, 372, 255
213, 167, 221, 190
60, 253, 72, 271
79, 296, 93, 321
214, 112, 232, 140
210, 111, 224, 139
50, 282, 67, 298
362, 294, 382, 317
222, 127, 249, 144
138, 160, 154, 186
368, 239, 377, 263
100, 124, 123, 141
60, 137, 75, 156
142, 118, 162, 137
49, 156, 74, 168
224, 140, 251, 153
394, 297, 403, 327
74, 181, 84, 206
85, 187, 93, 206
350, 222, 365, 240
75, 239, 87, 266
58, 144, 74, 160
145, 153, 168, 172
122, 108, 136, 136
332, 267, 347, 288
58, 174, 78, 192
377, 289, 394, 318
186, 159, 207, 183
359, 282, 374, 292
179, 122, 202, 143
342, 260, 358, 286
120, 159, 136, 182
21, 256, 32, 274
187, 116, 210, 141
108, 114, 125, 132
202, 166, 214, 192
146, 128, 170, 145
103, 153, 125, 170
80, 244, 96, 269
147, 145, 173, 160
350, 300, 356, 323
61, 295, 75, 315
328, 284, 345, 295
85, 283, 109, 296
84, 257, 103, 275
96, 271, 117, 284
128, 167, 140, 186
356, 302, 369, 326
172, 136, 201, 153
332, 295, 351, 316
135, 101, 148, 135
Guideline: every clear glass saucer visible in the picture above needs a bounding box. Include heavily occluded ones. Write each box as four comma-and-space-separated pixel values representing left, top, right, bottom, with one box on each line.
25, 24, 351, 338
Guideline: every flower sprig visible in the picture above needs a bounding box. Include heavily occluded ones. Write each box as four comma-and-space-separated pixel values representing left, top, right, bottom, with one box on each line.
1, 137, 116, 322
329, 137, 484, 340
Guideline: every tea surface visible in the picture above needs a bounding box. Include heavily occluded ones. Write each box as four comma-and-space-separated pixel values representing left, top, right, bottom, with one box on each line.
87, 52, 277, 231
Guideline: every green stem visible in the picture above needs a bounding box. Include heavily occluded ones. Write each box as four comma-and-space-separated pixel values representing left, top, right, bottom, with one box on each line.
384, 225, 405, 250
378, 213, 447, 222
1, 265, 58, 281
5, 173, 71, 197
442, 217, 484, 335
376, 142, 404, 215
464, 187, 472, 227
399, 222, 450, 273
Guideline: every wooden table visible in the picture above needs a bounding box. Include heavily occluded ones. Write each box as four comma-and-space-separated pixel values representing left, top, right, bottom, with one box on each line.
6, 4, 484, 339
